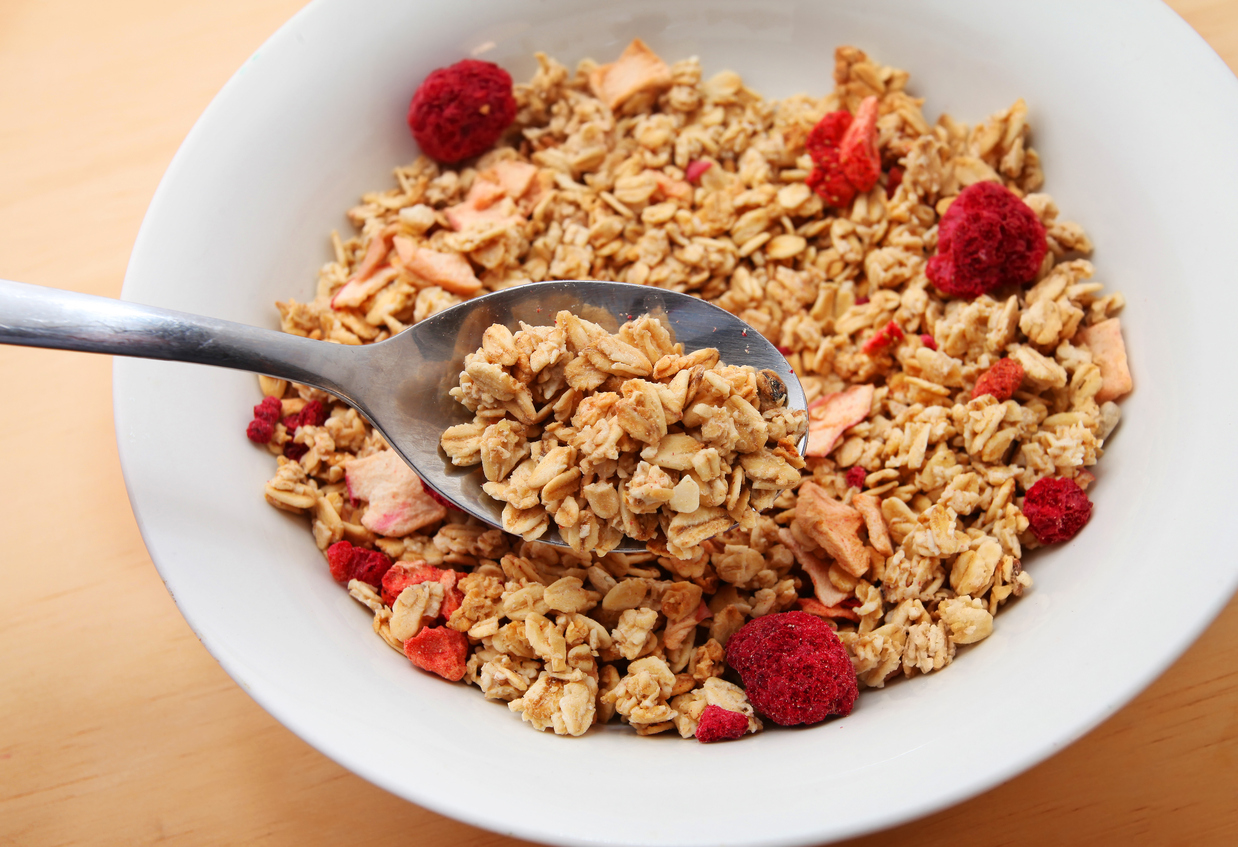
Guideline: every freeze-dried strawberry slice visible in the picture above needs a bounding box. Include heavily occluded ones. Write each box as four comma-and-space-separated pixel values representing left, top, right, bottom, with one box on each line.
972, 358, 1025, 402
381, 562, 465, 618
326, 540, 393, 589
404, 626, 469, 681
838, 96, 881, 192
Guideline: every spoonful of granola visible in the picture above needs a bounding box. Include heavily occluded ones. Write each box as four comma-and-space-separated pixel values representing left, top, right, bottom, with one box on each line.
0, 278, 807, 552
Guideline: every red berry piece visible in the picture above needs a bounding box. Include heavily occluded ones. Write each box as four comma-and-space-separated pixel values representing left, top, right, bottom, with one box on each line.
725, 610, 858, 726
805, 110, 852, 163
971, 358, 1025, 402
282, 441, 308, 461
685, 160, 713, 183
246, 418, 275, 444
806, 160, 856, 208
1023, 477, 1093, 544
861, 319, 905, 355
886, 165, 904, 198
845, 466, 867, 490
407, 59, 517, 164
919, 333, 937, 350
805, 97, 880, 208
695, 705, 749, 743
838, 96, 881, 192
404, 626, 469, 681
926, 181, 1048, 299
326, 540, 393, 588
245, 395, 282, 444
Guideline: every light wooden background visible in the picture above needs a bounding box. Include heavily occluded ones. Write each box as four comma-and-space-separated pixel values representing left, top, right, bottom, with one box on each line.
2, 1, 1236, 844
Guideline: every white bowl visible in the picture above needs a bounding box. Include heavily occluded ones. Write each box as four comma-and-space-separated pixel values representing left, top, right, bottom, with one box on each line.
114, 1, 1238, 845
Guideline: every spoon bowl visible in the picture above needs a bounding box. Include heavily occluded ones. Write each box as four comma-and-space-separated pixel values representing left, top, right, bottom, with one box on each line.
0, 278, 804, 548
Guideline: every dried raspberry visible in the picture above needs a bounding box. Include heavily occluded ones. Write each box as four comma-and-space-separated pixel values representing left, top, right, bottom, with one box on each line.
806, 160, 856, 208
695, 705, 749, 743
325, 540, 393, 588
886, 165, 904, 198
861, 319, 905, 354
920, 333, 938, 350
282, 441, 308, 461
245, 395, 282, 444
404, 626, 468, 681
805, 110, 852, 163
927, 181, 1048, 299
838, 96, 881, 192
246, 418, 275, 444
1023, 477, 1093, 544
725, 611, 858, 726
854, 295, 870, 305
971, 358, 1025, 402
845, 466, 867, 490
407, 60, 517, 164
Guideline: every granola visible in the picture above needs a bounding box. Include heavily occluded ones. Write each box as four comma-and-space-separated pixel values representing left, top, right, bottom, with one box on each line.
252, 40, 1132, 738
442, 314, 807, 558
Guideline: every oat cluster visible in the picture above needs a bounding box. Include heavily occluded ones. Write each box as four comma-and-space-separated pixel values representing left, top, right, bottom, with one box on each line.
440, 312, 808, 559
256, 41, 1131, 737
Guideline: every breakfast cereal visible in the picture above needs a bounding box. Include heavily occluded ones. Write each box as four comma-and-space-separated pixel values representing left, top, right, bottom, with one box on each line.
251, 40, 1131, 738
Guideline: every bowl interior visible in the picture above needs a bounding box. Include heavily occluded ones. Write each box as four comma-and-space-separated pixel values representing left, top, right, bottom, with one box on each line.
115, 1, 1238, 845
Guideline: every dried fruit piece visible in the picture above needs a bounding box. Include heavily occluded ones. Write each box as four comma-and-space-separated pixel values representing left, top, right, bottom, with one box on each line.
804, 384, 873, 457
685, 160, 712, 183
345, 450, 447, 537
725, 611, 858, 726
805, 110, 852, 163
381, 562, 464, 618
861, 319, 905, 355
587, 38, 673, 111
805, 97, 880, 207
845, 466, 867, 489
407, 59, 517, 163
1075, 317, 1132, 403
971, 358, 1025, 402
837, 95, 881, 191
283, 399, 327, 433
806, 165, 856, 208
1023, 477, 1093, 544
246, 395, 282, 444
404, 626, 469, 681
885, 165, 904, 198
920, 334, 937, 351
926, 181, 1048, 299
695, 704, 749, 743
326, 540, 393, 588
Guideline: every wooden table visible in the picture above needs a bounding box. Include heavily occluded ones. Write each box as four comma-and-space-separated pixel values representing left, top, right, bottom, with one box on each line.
2, 1, 1236, 843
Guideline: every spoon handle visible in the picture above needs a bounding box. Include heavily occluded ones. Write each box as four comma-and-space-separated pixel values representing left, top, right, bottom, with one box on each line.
0, 279, 355, 398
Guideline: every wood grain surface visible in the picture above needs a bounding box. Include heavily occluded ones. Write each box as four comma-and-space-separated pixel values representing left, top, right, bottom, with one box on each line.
2, 1, 1236, 844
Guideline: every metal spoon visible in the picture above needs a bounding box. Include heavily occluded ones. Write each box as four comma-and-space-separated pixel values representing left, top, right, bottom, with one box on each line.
0, 278, 806, 551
